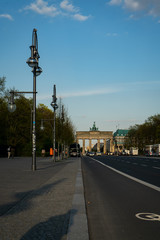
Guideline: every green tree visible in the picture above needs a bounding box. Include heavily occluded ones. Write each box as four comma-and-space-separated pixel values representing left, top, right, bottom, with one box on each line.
0, 77, 9, 156
0, 76, 75, 157
0, 98, 8, 146
125, 114, 160, 153
0, 77, 6, 96
36, 104, 54, 155
6, 96, 32, 155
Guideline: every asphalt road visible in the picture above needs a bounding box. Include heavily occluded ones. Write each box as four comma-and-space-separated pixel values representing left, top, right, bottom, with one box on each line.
82, 155, 160, 240
94, 155, 160, 188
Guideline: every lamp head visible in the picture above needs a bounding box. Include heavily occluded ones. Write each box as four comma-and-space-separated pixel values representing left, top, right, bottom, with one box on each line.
26, 30, 39, 69
40, 120, 44, 130
8, 102, 16, 113
51, 102, 58, 110
26, 57, 38, 68
34, 66, 42, 76
8, 92, 16, 113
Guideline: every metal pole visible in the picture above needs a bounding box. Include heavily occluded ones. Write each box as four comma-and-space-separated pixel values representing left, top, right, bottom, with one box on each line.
26, 29, 42, 171
61, 105, 64, 160
51, 84, 58, 163
53, 106, 56, 162
32, 67, 36, 171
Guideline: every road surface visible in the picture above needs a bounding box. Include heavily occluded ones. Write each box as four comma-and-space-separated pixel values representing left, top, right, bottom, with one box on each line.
82, 155, 160, 240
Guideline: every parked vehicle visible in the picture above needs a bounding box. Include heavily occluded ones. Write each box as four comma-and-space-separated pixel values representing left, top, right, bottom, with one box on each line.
145, 145, 153, 156
130, 147, 138, 155
69, 143, 80, 157
122, 149, 129, 155
152, 144, 160, 156
108, 152, 113, 155
96, 152, 102, 156
87, 152, 95, 157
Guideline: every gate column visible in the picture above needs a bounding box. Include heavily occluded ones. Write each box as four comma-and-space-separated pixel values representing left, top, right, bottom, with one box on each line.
89, 139, 91, 152
103, 139, 106, 154
83, 139, 85, 155
97, 139, 100, 152
110, 138, 114, 152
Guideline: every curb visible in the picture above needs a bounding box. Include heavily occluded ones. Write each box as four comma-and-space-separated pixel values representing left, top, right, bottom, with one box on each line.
67, 158, 89, 240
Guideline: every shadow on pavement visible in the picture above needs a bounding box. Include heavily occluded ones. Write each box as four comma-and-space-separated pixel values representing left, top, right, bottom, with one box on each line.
0, 178, 66, 217
36, 158, 75, 171
19, 209, 77, 240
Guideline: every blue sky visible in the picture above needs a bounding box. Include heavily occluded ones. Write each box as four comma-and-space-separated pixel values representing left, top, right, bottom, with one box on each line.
0, 0, 160, 133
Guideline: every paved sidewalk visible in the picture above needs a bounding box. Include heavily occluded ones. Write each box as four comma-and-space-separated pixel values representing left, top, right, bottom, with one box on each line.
0, 157, 89, 240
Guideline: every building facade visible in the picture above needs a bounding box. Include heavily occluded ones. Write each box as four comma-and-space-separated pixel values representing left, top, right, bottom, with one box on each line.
113, 129, 129, 152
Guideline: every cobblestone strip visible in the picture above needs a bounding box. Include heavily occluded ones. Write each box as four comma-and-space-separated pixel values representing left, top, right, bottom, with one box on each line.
67, 159, 89, 240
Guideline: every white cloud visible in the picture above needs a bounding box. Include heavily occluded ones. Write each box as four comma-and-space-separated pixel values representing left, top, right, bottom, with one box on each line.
60, 0, 90, 21
23, 0, 90, 21
37, 87, 120, 101
60, 0, 78, 12
37, 80, 160, 101
108, 0, 122, 6
0, 14, 13, 21
24, 0, 60, 17
58, 87, 120, 98
108, 0, 160, 18
106, 32, 118, 37
124, 0, 142, 11
105, 119, 138, 123
73, 13, 90, 21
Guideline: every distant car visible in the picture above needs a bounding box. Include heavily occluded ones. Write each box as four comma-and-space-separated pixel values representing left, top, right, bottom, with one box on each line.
87, 152, 95, 157
96, 152, 102, 156
108, 152, 113, 155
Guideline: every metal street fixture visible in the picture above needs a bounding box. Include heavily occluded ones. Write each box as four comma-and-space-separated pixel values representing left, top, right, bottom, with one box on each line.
61, 104, 65, 159
33, 66, 42, 76
40, 119, 45, 131
8, 29, 42, 171
26, 28, 42, 171
8, 91, 36, 113
51, 85, 58, 162
8, 91, 16, 113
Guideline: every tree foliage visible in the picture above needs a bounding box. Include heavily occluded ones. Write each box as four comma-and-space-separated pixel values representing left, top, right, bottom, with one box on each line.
125, 114, 160, 153
0, 77, 75, 157
0, 76, 6, 96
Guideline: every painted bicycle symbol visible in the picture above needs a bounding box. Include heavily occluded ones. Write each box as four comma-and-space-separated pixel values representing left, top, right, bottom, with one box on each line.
135, 213, 160, 221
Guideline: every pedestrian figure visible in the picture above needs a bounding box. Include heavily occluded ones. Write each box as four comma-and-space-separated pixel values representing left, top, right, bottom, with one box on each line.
41, 149, 45, 157
7, 146, 11, 159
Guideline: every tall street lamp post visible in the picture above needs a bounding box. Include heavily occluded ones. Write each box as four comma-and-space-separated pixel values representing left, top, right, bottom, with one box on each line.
8, 29, 42, 171
61, 105, 65, 160
51, 85, 58, 162
26, 28, 42, 171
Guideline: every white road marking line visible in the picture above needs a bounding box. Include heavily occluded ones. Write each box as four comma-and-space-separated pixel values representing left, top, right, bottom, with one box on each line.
141, 164, 147, 167
153, 166, 160, 170
135, 213, 160, 221
89, 157, 160, 193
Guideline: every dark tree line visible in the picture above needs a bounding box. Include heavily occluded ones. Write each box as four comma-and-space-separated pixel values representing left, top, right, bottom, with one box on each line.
125, 114, 160, 153
0, 77, 75, 157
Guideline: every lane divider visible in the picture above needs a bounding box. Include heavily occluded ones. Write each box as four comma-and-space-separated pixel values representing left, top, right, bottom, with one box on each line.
88, 157, 160, 193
